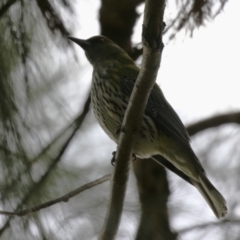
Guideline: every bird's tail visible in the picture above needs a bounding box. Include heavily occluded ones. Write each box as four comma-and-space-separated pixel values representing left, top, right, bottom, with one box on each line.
152, 155, 227, 218
191, 173, 227, 218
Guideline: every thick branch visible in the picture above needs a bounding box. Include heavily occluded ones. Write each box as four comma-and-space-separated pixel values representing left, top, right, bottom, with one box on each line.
100, 0, 143, 59
134, 159, 177, 240
99, 1, 165, 239
187, 112, 240, 136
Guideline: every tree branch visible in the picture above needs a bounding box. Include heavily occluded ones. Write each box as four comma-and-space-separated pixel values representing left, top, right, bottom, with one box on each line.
0, 174, 111, 217
134, 159, 177, 240
187, 112, 240, 136
99, 1, 166, 239
100, 0, 144, 60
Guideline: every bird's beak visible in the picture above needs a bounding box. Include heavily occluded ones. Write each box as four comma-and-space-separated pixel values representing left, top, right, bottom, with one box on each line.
67, 37, 90, 49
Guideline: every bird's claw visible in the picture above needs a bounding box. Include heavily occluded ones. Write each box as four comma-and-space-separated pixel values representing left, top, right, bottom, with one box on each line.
111, 151, 116, 166
111, 151, 137, 166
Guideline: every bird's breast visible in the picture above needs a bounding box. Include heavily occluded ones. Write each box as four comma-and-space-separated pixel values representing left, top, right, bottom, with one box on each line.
91, 68, 162, 158
91, 72, 126, 143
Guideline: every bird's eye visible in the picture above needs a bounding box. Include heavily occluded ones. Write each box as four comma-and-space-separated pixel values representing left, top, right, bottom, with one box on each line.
98, 38, 105, 43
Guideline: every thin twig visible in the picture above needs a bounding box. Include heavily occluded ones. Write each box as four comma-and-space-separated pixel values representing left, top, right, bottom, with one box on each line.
30, 93, 91, 164
0, 174, 111, 217
0, 95, 91, 236
178, 218, 240, 234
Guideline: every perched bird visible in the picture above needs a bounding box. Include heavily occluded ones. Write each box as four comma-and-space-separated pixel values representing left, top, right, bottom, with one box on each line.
68, 35, 227, 218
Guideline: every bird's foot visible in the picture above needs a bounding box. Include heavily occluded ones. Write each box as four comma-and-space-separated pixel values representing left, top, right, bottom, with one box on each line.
111, 151, 137, 166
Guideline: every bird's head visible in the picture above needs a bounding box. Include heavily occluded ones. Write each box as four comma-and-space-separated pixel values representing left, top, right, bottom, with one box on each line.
68, 35, 129, 66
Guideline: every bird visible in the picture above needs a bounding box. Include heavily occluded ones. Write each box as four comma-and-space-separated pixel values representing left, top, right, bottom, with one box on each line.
68, 35, 227, 218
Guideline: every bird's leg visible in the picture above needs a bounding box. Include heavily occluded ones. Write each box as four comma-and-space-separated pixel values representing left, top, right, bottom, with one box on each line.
111, 151, 137, 166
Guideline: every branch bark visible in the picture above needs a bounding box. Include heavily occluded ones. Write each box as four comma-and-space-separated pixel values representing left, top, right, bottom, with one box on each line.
187, 112, 240, 136
99, 0, 144, 60
99, 1, 165, 239
134, 159, 177, 240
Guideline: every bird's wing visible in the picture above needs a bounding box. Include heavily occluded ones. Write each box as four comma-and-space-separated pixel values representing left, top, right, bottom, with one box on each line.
148, 84, 205, 172
120, 71, 190, 148
152, 155, 193, 185
147, 84, 190, 147
120, 71, 204, 172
